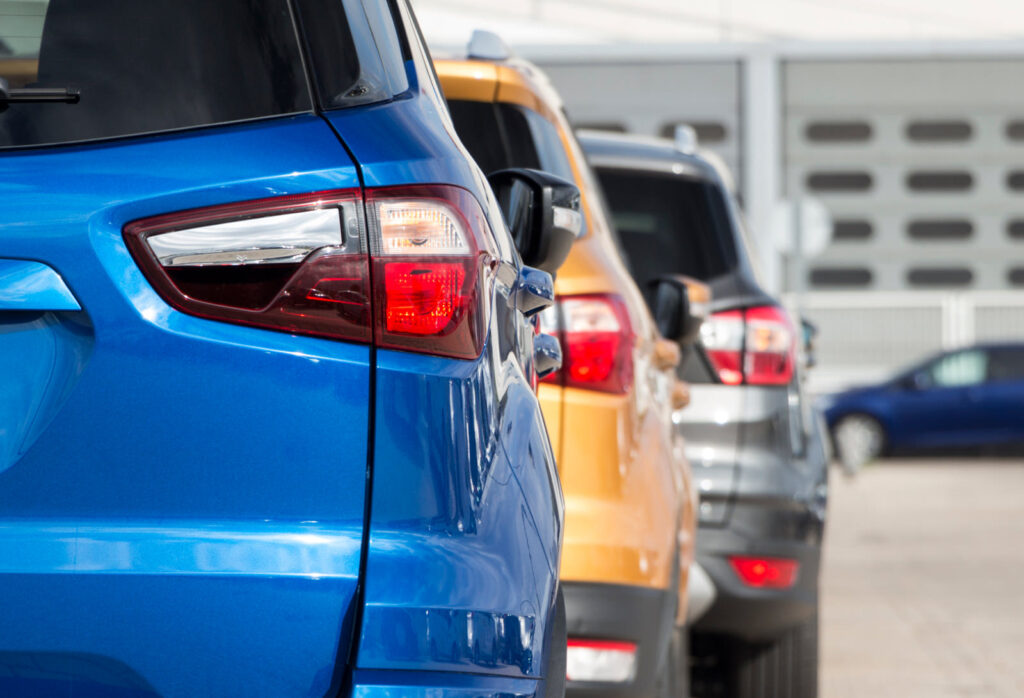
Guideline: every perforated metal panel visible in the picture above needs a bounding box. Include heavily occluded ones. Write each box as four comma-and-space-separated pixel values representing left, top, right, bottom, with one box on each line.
784, 59, 1024, 292
535, 59, 744, 187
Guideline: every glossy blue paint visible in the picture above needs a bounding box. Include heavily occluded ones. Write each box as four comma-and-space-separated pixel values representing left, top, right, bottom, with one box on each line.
0, 311, 92, 473
0, 116, 370, 697
2, 19, 563, 698
823, 343, 1024, 451
0, 259, 81, 310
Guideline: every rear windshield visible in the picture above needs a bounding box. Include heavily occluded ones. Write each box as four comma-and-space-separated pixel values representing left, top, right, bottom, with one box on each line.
596, 169, 739, 288
447, 99, 576, 185
0, 0, 408, 149
0, 0, 313, 148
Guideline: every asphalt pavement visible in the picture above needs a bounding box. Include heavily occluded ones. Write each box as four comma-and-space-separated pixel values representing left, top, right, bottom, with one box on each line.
821, 459, 1024, 697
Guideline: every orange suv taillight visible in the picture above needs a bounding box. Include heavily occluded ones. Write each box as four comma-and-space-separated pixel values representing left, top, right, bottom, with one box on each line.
125, 185, 494, 359
542, 293, 634, 394
701, 305, 795, 386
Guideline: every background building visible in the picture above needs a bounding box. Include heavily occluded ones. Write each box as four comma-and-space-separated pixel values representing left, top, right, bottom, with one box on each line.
416, 0, 1024, 391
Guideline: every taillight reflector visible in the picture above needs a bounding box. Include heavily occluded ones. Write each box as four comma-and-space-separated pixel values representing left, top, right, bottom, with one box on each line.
124, 185, 494, 359
566, 638, 638, 683
729, 556, 799, 589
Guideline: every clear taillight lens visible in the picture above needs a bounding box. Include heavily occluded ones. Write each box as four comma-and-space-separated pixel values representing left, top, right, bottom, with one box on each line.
543, 293, 634, 394
701, 305, 795, 386
700, 309, 744, 385
125, 185, 494, 359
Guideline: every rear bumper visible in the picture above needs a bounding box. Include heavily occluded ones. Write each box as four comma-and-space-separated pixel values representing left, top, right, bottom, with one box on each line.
563, 581, 675, 698
693, 497, 823, 642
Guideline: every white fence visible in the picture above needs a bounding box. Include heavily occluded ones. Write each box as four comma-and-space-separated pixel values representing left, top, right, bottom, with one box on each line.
790, 291, 1024, 394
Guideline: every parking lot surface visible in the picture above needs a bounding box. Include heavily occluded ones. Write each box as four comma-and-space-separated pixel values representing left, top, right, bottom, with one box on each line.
821, 459, 1024, 697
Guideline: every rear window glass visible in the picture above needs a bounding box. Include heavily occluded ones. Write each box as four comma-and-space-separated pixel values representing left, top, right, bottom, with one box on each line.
447, 100, 526, 175
988, 348, 1024, 382
294, 0, 408, 109
596, 169, 739, 287
448, 99, 574, 182
0, 0, 311, 148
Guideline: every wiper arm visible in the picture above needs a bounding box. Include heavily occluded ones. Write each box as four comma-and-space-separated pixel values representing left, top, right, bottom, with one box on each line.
0, 77, 79, 105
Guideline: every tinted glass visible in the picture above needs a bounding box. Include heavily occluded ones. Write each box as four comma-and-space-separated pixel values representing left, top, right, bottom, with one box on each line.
907, 267, 973, 287
809, 267, 873, 287
447, 99, 575, 182
448, 101, 509, 175
806, 171, 873, 192
0, 0, 312, 148
294, 0, 408, 109
597, 170, 739, 287
833, 220, 873, 241
518, 106, 575, 183
449, 99, 541, 173
987, 348, 1024, 382
805, 121, 872, 143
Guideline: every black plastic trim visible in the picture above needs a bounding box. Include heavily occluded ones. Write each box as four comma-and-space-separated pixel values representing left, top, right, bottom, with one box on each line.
564, 581, 676, 698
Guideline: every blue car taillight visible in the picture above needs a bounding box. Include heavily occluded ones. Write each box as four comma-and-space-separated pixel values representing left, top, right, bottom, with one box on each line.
125, 185, 495, 359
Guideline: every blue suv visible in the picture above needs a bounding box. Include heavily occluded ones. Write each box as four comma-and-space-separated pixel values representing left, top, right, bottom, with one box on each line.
0, 2, 571, 696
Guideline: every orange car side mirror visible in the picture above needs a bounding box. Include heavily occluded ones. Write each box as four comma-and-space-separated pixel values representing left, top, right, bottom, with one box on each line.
672, 381, 691, 411
653, 339, 681, 371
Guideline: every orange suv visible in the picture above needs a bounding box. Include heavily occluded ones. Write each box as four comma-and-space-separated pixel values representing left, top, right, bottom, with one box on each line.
436, 33, 704, 697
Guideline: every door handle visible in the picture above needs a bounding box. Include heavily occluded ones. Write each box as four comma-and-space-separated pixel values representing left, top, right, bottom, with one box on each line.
0, 259, 80, 311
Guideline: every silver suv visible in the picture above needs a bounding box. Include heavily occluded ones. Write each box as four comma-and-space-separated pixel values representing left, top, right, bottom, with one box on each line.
581, 130, 829, 698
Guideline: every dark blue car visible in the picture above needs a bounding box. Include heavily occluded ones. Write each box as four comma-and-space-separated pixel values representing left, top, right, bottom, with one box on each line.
823, 343, 1024, 468
0, 1, 570, 696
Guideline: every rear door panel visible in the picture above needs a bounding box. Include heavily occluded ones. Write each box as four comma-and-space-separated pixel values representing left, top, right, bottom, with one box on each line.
0, 116, 368, 697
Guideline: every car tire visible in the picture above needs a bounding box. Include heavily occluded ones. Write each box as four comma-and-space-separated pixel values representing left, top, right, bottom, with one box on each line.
544, 586, 567, 698
730, 612, 819, 698
833, 413, 886, 474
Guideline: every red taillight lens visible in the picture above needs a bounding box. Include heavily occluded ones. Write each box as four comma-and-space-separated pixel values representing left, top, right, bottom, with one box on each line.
701, 305, 795, 386
125, 185, 494, 359
368, 186, 491, 359
543, 294, 634, 394
382, 261, 467, 335
729, 556, 800, 589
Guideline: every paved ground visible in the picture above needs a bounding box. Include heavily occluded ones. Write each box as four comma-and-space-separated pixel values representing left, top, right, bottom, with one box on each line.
821, 459, 1024, 698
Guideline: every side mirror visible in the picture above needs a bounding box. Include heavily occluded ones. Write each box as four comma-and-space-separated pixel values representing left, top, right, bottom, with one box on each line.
488, 168, 582, 274
650, 274, 710, 346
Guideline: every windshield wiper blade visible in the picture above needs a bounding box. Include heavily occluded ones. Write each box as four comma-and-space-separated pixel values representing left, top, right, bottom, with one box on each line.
0, 77, 79, 105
